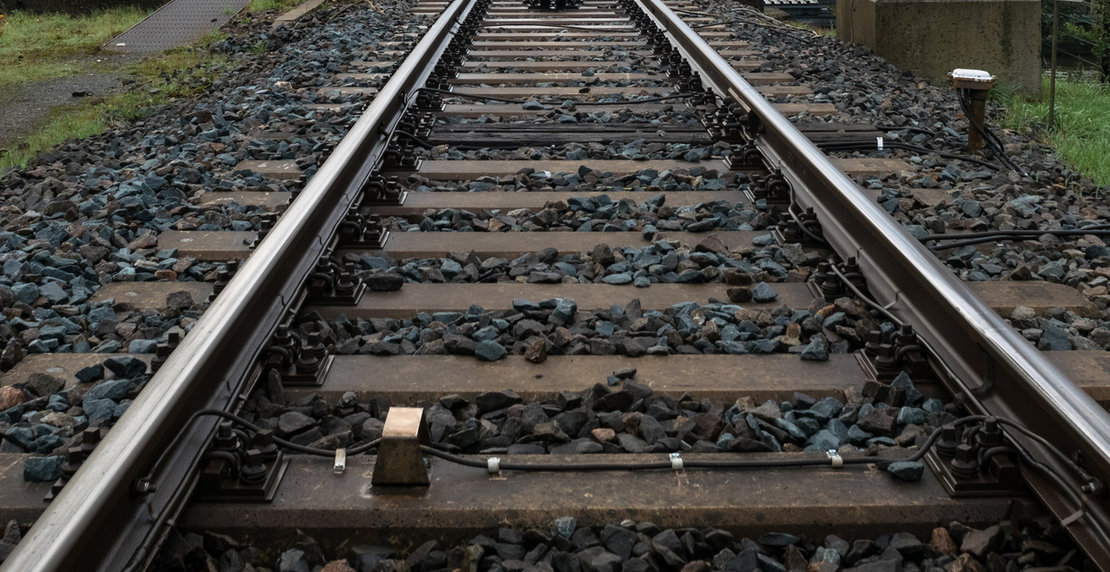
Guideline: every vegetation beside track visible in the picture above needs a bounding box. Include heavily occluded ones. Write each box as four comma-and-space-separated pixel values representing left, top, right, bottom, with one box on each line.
247, 0, 309, 13
0, 45, 229, 173
997, 77, 1110, 188
0, 7, 148, 90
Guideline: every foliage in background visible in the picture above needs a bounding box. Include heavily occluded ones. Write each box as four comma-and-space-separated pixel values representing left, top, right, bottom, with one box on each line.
1043, 0, 1110, 81
0, 7, 149, 90
997, 77, 1110, 188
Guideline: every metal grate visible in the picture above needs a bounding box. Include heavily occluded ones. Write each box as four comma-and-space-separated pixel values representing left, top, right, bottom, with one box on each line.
104, 0, 252, 53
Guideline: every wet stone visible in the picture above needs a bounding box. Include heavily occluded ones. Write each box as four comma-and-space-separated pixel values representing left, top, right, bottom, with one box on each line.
104, 356, 147, 378
23, 455, 63, 481
75, 364, 105, 383
475, 340, 507, 361
277, 411, 315, 437
886, 461, 924, 482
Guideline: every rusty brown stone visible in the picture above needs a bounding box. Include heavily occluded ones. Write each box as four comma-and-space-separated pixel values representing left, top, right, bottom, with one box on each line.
621, 411, 643, 436
590, 428, 616, 443
320, 560, 357, 572
723, 269, 754, 285
0, 386, 26, 410
524, 338, 548, 364
931, 526, 957, 555
950, 553, 986, 572
726, 287, 751, 303
694, 234, 728, 255
690, 412, 722, 441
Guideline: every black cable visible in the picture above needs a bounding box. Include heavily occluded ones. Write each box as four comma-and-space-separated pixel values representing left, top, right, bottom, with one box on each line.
159, 409, 1103, 527
784, 204, 829, 246
816, 139, 1000, 171
875, 124, 937, 137
417, 86, 697, 106
393, 130, 436, 149
494, 22, 636, 32
671, 7, 718, 17
956, 88, 1026, 175
924, 228, 1110, 251
192, 408, 384, 456
420, 416, 1000, 474
160, 408, 1106, 543
828, 261, 903, 327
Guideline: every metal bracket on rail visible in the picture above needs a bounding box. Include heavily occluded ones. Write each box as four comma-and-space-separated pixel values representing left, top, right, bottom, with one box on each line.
45, 426, 107, 502
306, 257, 366, 306
745, 170, 790, 207
338, 211, 388, 249
381, 139, 422, 171
809, 256, 866, 301
263, 324, 334, 387
524, 0, 583, 10
209, 260, 241, 301
774, 207, 824, 246
194, 423, 289, 502
857, 324, 934, 385
249, 215, 280, 251
724, 142, 764, 171
370, 407, 431, 490
362, 174, 407, 206
925, 418, 1026, 497
150, 330, 183, 373
702, 103, 748, 145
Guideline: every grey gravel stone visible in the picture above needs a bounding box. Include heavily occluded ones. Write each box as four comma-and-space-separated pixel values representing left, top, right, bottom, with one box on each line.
886, 461, 924, 482
23, 455, 64, 481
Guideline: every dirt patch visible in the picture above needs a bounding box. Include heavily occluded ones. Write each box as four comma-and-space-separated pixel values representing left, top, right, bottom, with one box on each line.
0, 52, 144, 152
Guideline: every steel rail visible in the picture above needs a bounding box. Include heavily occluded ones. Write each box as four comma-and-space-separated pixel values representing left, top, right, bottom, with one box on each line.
0, 0, 474, 569
633, 0, 1110, 565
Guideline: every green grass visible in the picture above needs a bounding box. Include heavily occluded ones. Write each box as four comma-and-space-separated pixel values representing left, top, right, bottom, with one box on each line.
996, 77, 1110, 187
0, 48, 229, 173
247, 0, 307, 13
0, 7, 149, 90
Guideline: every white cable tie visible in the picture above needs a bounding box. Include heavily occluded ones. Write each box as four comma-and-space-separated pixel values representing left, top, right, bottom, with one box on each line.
487, 457, 501, 476
876, 136, 884, 150
670, 452, 684, 471
333, 448, 347, 474
826, 449, 844, 468
1059, 506, 1085, 527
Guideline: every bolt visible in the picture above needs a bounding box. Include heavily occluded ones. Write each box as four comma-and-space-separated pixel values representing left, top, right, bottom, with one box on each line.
950, 443, 980, 479
238, 449, 268, 485
936, 425, 960, 458
252, 429, 280, 462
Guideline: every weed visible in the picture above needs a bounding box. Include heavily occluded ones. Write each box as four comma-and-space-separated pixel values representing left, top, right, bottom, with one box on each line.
247, 0, 305, 13
996, 77, 1110, 187
0, 7, 149, 89
0, 51, 229, 173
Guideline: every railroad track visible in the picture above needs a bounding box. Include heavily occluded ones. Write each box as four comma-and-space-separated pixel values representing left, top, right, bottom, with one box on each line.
1, 0, 1108, 569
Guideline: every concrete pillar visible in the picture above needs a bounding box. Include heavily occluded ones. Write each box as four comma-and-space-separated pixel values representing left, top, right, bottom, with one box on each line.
837, 0, 1042, 97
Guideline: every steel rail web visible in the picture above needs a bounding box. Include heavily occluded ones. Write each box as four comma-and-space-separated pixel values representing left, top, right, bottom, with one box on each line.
0, 0, 473, 569
634, 0, 1110, 565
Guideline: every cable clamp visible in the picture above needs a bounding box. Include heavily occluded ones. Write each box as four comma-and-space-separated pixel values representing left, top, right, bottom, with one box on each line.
1060, 506, 1086, 527
876, 136, 884, 150
670, 452, 684, 471
333, 448, 346, 475
487, 457, 501, 476
826, 449, 844, 468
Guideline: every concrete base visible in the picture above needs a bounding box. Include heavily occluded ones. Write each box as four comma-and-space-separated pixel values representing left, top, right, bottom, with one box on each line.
836, 0, 1041, 97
